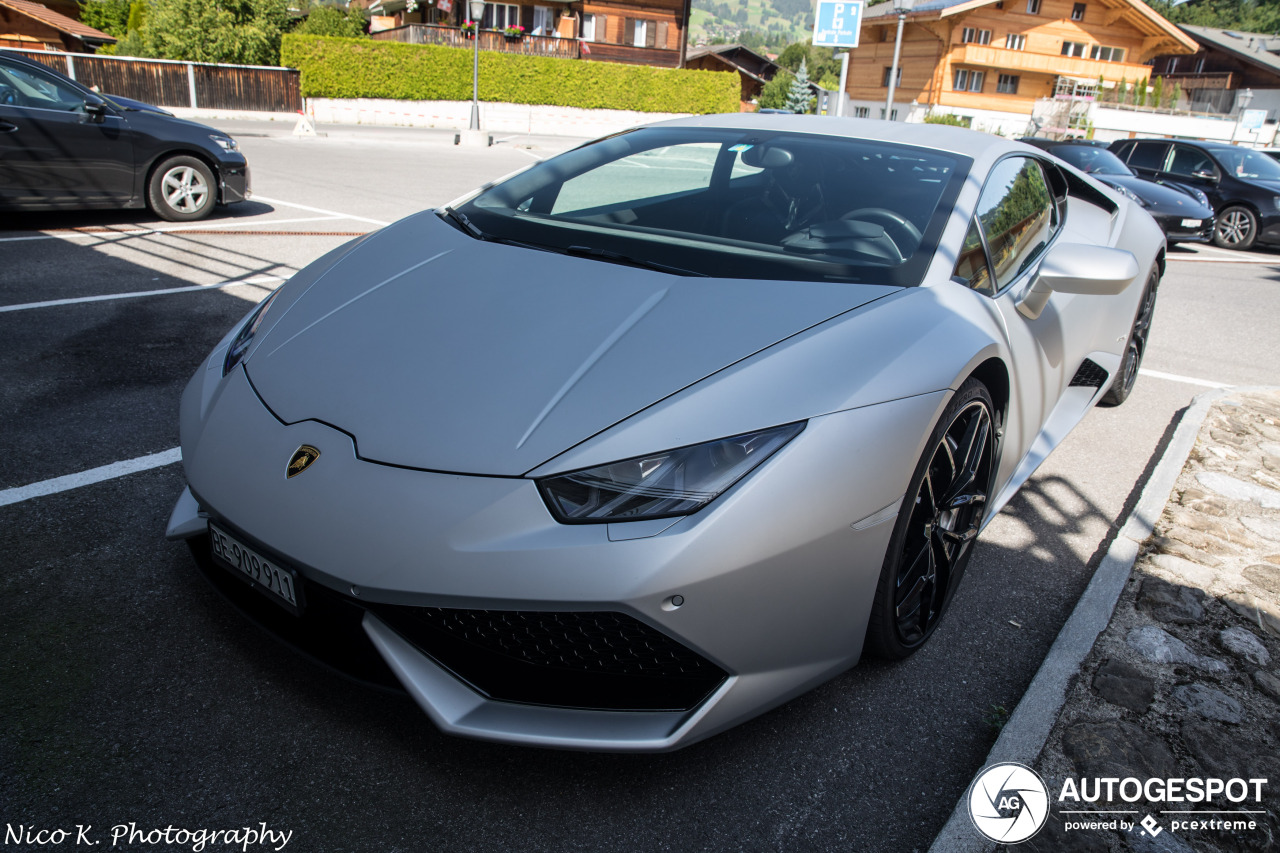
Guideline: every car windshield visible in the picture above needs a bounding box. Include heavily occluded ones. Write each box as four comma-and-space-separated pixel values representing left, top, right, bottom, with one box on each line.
453, 127, 969, 285
1214, 147, 1280, 180
1051, 146, 1132, 176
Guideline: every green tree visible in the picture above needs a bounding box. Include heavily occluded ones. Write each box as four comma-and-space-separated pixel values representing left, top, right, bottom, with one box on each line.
758, 68, 794, 109
79, 0, 130, 36
292, 3, 367, 38
1151, 76, 1164, 109
1116, 76, 1127, 104
784, 57, 814, 113
144, 0, 290, 64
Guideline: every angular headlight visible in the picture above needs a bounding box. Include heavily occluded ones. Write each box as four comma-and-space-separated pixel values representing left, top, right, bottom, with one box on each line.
1110, 183, 1149, 208
538, 423, 805, 523
222, 290, 280, 376
210, 134, 239, 152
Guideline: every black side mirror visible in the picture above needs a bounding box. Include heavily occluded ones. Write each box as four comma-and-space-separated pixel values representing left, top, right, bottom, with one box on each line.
83, 99, 107, 124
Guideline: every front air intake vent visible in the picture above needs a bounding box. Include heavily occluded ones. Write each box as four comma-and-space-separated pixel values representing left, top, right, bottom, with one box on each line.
1069, 358, 1109, 388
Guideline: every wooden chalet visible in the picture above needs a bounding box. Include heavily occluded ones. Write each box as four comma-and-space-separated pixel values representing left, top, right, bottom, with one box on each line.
845, 0, 1196, 123
1151, 25, 1280, 114
0, 0, 115, 52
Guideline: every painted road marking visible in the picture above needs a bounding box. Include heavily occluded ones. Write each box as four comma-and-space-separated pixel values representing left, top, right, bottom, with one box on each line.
1138, 368, 1232, 389
0, 448, 181, 508
250, 195, 391, 227
0, 275, 286, 313
0, 216, 349, 242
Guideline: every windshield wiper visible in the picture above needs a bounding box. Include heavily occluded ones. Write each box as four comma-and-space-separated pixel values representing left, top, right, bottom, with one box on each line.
565, 246, 706, 277
441, 206, 485, 240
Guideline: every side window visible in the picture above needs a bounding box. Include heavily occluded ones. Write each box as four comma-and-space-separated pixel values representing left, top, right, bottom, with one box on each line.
1127, 142, 1170, 171
0, 60, 85, 111
1166, 146, 1216, 179
973, 157, 1057, 293
953, 218, 994, 296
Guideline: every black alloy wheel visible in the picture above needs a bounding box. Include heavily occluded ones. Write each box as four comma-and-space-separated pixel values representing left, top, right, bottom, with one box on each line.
866, 379, 997, 659
1212, 205, 1258, 250
1100, 267, 1159, 407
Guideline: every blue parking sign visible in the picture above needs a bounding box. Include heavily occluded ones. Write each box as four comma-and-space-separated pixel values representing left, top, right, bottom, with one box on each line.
812, 0, 863, 48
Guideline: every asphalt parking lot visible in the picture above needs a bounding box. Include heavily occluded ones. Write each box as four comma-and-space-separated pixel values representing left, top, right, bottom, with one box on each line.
3, 121, 1280, 853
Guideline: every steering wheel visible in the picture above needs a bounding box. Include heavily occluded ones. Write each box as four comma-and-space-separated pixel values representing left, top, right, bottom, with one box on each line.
0, 83, 18, 107
841, 208, 924, 258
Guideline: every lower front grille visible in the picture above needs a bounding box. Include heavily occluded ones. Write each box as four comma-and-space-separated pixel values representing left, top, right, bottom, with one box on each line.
1069, 358, 1110, 388
372, 605, 728, 713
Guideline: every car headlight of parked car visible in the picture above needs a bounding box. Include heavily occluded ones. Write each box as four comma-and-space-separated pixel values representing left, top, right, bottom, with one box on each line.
223, 290, 280, 376
538, 422, 805, 523
1109, 183, 1149, 207
1188, 187, 1211, 208
210, 134, 239, 152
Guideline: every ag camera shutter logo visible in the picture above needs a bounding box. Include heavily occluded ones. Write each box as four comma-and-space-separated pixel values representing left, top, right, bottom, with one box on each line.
967, 762, 1050, 843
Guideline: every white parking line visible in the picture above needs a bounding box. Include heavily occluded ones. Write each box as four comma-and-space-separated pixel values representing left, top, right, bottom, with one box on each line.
1167, 255, 1279, 264
0, 216, 350, 242
0, 275, 286, 313
0, 448, 181, 508
1138, 368, 1232, 389
250, 195, 391, 227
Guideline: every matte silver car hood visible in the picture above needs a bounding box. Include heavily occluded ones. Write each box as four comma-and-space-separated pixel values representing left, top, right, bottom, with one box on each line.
247, 213, 898, 475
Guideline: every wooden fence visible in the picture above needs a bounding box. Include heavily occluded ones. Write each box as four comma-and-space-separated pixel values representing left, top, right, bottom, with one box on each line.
8, 49, 302, 112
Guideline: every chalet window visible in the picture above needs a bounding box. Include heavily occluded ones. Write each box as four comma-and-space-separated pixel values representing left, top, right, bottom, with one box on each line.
880, 108, 899, 120
961, 27, 992, 45
628, 18, 653, 47
1090, 44, 1125, 61
1071, 3, 1086, 19
531, 5, 553, 35
1026, 0, 1041, 13
881, 66, 902, 87
854, 106, 870, 117
1005, 33, 1026, 50
953, 68, 984, 92
1061, 41, 1087, 57
581, 13, 596, 41
480, 3, 518, 28
997, 73, 1019, 94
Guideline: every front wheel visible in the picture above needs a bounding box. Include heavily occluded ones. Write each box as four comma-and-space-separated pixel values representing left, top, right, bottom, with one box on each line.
1213, 205, 1257, 250
864, 379, 997, 659
148, 155, 215, 222
1100, 266, 1159, 407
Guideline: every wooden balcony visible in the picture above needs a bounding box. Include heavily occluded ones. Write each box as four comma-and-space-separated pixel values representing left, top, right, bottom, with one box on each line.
949, 44, 1152, 83
372, 24, 581, 59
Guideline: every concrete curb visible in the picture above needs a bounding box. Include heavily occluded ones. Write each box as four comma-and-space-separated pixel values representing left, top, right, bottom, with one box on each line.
928, 387, 1231, 853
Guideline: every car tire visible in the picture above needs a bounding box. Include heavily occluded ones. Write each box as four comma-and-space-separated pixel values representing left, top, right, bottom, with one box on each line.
147, 155, 216, 222
1100, 266, 1160, 407
864, 378, 997, 660
1213, 205, 1258, 250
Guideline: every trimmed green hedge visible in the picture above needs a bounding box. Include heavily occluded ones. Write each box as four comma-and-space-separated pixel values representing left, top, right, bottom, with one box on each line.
281, 34, 739, 114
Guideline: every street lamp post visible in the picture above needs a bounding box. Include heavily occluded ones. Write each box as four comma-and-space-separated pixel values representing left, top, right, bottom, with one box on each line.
884, 0, 912, 120
469, 0, 485, 131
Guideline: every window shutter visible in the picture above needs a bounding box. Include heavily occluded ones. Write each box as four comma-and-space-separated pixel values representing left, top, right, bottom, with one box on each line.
646, 20, 657, 47
657, 20, 668, 48
596, 14, 606, 42
521, 5, 534, 29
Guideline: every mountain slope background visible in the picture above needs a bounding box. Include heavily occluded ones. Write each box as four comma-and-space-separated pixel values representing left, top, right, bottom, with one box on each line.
690, 0, 815, 52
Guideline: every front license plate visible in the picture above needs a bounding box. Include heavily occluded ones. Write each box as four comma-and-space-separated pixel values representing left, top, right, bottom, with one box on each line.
209, 522, 303, 615
1181, 218, 1203, 227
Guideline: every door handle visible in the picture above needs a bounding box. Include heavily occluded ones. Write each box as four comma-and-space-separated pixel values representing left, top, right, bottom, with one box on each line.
0, 120, 17, 132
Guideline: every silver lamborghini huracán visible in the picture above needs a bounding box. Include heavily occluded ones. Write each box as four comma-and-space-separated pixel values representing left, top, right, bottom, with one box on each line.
168, 115, 1164, 751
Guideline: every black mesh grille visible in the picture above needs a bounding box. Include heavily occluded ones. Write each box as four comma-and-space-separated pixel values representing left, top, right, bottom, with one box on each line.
374, 605, 728, 712
1069, 358, 1109, 388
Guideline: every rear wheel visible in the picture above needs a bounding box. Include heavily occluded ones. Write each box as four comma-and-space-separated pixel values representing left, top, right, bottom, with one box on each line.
865, 379, 997, 659
1100, 266, 1159, 407
148, 155, 215, 222
1213, 205, 1257, 250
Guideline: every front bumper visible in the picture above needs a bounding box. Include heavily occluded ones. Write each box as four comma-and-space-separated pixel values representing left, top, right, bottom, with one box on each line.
1151, 212, 1212, 244
219, 161, 250, 205
171, 362, 947, 750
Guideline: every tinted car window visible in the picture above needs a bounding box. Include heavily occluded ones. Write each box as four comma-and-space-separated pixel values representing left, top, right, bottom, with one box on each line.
973, 157, 1056, 292
953, 218, 993, 296
0, 59, 86, 111
1127, 142, 1170, 171
1050, 146, 1132, 176
1167, 146, 1217, 179
461, 127, 969, 285
1213, 146, 1280, 180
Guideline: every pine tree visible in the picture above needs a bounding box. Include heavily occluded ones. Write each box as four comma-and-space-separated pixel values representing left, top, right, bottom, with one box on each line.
785, 58, 815, 114
1152, 77, 1164, 109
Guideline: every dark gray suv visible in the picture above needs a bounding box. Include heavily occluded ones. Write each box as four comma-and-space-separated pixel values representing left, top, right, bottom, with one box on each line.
1109, 137, 1280, 250
0, 50, 249, 222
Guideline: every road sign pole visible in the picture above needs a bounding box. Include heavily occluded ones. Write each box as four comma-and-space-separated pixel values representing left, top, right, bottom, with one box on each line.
884, 6, 905, 120
836, 51, 850, 117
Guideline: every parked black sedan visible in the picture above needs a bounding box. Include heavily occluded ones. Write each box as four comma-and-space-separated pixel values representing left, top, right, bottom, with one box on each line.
1020, 139, 1214, 244
1109, 137, 1280, 250
0, 50, 248, 222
